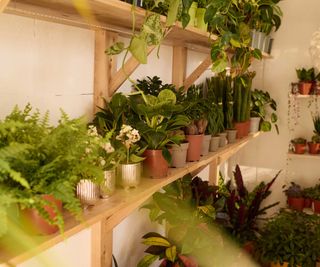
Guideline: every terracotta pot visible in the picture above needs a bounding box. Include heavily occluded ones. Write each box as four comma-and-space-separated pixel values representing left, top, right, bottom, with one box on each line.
22, 194, 62, 235
218, 132, 227, 147
226, 129, 237, 143
308, 142, 319, 154
250, 117, 260, 133
304, 198, 313, 208
313, 199, 320, 213
201, 135, 211, 156
170, 142, 189, 168
143, 149, 170, 178
243, 241, 255, 255
234, 121, 249, 139
186, 134, 203, 162
293, 143, 306, 154
298, 82, 312, 95
210, 136, 220, 152
287, 196, 304, 211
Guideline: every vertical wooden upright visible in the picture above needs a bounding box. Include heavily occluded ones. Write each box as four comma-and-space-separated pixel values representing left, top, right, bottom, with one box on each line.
93, 30, 118, 113
209, 158, 219, 185
172, 46, 187, 88
0, 0, 10, 12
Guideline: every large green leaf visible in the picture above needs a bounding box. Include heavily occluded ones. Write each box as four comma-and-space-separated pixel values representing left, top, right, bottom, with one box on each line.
260, 121, 271, 132
137, 255, 158, 267
129, 36, 148, 64
143, 237, 171, 247
165, 246, 177, 262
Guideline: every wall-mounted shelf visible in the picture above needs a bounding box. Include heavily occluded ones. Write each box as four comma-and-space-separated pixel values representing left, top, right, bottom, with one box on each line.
289, 94, 319, 99
0, 132, 261, 266
288, 152, 320, 160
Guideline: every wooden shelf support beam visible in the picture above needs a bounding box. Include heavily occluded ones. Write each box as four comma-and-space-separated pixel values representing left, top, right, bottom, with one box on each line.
0, 0, 10, 13
93, 30, 118, 114
183, 55, 212, 90
172, 46, 187, 88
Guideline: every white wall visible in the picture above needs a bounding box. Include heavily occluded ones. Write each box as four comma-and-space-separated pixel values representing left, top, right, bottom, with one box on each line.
0, 12, 210, 267
239, 0, 320, 204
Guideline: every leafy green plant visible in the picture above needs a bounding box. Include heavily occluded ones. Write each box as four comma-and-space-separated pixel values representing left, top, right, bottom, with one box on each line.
290, 138, 306, 145
257, 210, 320, 267
296, 68, 319, 82
283, 182, 303, 198
135, 76, 176, 96
251, 88, 279, 133
311, 134, 320, 143
312, 113, 320, 136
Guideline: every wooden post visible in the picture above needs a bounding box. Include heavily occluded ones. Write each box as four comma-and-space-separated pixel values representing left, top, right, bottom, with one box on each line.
0, 0, 10, 13
208, 158, 219, 185
91, 220, 113, 267
172, 46, 187, 88
93, 30, 117, 114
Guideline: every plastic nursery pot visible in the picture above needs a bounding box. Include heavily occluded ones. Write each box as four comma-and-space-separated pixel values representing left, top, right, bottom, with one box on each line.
186, 134, 204, 162
100, 169, 116, 198
187, 2, 198, 27
143, 149, 170, 178
201, 135, 212, 156
170, 142, 189, 168
304, 198, 313, 208
218, 132, 227, 147
226, 129, 237, 144
210, 136, 220, 152
308, 142, 319, 154
22, 194, 63, 235
195, 8, 207, 31
250, 117, 261, 133
117, 162, 141, 189
287, 196, 305, 211
298, 82, 312, 95
313, 199, 320, 213
293, 143, 306, 154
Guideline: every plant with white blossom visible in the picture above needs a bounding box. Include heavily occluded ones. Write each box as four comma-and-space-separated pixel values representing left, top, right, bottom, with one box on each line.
116, 124, 145, 164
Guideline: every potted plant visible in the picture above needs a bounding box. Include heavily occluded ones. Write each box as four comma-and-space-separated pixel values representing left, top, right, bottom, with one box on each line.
308, 135, 320, 154
258, 210, 320, 267
311, 185, 320, 213
296, 68, 316, 95
283, 182, 304, 211
290, 138, 307, 154
250, 89, 279, 134
129, 89, 189, 178
115, 124, 145, 189
302, 187, 314, 209
0, 105, 104, 236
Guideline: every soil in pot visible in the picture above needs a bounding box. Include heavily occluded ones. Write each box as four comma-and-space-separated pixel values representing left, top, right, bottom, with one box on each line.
226, 129, 237, 143
250, 117, 260, 133
143, 149, 170, 178
293, 144, 306, 154
201, 135, 211, 156
298, 82, 312, 95
219, 132, 227, 147
304, 198, 313, 208
21, 194, 63, 235
170, 142, 189, 168
186, 134, 203, 162
314, 199, 320, 213
287, 197, 305, 211
308, 142, 319, 154
210, 136, 220, 152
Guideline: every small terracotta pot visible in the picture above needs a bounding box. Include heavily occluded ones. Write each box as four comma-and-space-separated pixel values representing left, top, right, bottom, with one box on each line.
218, 132, 227, 147
243, 241, 255, 255
298, 82, 312, 95
226, 129, 237, 143
308, 142, 319, 154
234, 121, 249, 139
143, 149, 170, 178
293, 143, 306, 154
287, 197, 304, 211
170, 142, 189, 168
304, 198, 313, 208
210, 136, 220, 152
201, 135, 212, 156
22, 194, 63, 235
186, 134, 204, 162
313, 199, 320, 213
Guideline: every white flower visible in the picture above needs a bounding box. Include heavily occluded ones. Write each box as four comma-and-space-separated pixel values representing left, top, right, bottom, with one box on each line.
85, 148, 92, 154
87, 125, 98, 137
100, 159, 106, 166
103, 142, 115, 153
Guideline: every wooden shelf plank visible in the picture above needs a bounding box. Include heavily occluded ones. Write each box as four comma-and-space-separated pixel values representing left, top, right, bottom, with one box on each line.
289, 94, 318, 99
0, 132, 261, 265
288, 152, 320, 160
5, 0, 216, 50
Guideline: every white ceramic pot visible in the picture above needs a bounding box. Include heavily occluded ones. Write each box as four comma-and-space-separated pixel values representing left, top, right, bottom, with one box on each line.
227, 129, 237, 144
170, 142, 189, 168
210, 136, 220, 152
201, 135, 212, 156
250, 117, 261, 133
118, 162, 141, 190
100, 169, 116, 198
218, 132, 227, 147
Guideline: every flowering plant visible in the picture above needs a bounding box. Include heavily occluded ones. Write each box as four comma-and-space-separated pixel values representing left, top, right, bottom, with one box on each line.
116, 124, 145, 164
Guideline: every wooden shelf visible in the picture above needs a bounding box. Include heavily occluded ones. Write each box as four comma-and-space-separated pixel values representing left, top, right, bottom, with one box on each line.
289, 94, 318, 99
0, 132, 261, 265
5, 0, 216, 52
288, 152, 320, 160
